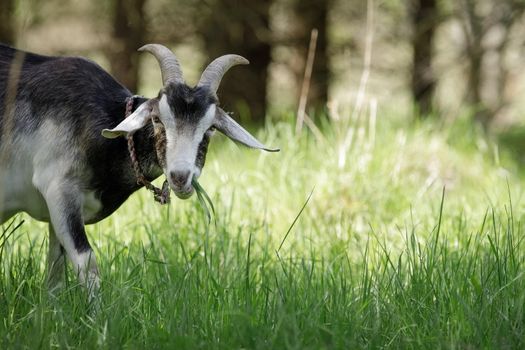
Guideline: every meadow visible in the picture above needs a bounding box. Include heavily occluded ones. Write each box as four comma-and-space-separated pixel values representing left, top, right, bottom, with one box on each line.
1, 107, 525, 349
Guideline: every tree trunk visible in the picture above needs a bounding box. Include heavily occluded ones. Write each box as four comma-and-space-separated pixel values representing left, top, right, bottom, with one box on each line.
466, 44, 483, 106
460, 0, 491, 127
411, 0, 437, 117
109, 0, 147, 92
201, 0, 272, 124
292, 0, 330, 116
0, 0, 16, 45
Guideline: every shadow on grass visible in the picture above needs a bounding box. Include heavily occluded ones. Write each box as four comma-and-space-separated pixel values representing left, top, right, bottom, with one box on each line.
498, 125, 525, 171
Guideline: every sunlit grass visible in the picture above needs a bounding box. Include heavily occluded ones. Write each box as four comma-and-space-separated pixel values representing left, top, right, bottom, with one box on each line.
1, 109, 525, 348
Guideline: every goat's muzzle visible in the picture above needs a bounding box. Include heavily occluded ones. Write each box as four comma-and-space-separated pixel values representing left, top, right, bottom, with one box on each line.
169, 170, 194, 199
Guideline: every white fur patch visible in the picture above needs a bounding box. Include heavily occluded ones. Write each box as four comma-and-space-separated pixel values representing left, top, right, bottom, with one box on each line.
159, 95, 176, 128
0, 119, 62, 222
165, 104, 216, 176
0, 119, 101, 223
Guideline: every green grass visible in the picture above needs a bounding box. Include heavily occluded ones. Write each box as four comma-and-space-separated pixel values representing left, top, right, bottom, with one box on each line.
2, 111, 525, 349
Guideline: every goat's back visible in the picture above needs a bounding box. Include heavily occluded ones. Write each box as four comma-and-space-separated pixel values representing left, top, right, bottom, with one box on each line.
0, 44, 131, 141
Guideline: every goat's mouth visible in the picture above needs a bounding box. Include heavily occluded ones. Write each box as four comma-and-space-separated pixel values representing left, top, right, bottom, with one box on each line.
167, 168, 196, 199
173, 186, 194, 199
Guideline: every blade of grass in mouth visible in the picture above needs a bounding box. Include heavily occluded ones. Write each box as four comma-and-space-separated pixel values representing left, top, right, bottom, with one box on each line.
192, 178, 216, 224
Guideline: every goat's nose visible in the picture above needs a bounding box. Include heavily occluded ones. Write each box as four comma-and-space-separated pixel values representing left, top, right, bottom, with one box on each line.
170, 170, 191, 187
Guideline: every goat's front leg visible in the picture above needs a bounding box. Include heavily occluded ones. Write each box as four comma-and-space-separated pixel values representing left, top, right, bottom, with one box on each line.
47, 223, 66, 292
41, 180, 100, 298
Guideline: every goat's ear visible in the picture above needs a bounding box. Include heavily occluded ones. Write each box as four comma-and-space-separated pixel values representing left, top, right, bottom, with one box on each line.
102, 99, 159, 139
214, 108, 279, 152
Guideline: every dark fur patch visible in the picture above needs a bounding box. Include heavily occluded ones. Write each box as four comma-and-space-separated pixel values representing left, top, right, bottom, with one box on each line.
163, 83, 217, 121
62, 192, 91, 252
195, 129, 214, 170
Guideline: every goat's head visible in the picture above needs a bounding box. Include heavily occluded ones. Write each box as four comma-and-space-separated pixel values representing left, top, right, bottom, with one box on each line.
102, 44, 278, 199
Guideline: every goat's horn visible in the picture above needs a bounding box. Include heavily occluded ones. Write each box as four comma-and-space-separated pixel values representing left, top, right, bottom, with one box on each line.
197, 55, 249, 94
139, 44, 184, 85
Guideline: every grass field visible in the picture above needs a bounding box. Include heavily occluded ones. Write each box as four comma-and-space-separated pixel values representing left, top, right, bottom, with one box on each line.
1, 110, 525, 349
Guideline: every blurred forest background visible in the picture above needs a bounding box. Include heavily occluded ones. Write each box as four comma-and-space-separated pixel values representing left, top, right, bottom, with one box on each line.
1, 0, 525, 131
5, 2, 525, 347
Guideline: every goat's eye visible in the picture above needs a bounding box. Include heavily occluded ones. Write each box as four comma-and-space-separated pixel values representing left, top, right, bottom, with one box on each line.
152, 116, 161, 124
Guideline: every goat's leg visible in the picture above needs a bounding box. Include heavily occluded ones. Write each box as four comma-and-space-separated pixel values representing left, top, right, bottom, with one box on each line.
47, 224, 66, 292
42, 181, 100, 299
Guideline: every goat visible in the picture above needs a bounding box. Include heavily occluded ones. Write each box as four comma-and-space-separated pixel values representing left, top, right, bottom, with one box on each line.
0, 43, 278, 297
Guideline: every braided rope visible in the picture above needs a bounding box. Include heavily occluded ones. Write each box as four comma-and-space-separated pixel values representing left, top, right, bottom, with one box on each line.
125, 96, 170, 204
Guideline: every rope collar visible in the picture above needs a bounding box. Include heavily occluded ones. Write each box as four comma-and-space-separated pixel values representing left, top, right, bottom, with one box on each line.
125, 96, 170, 205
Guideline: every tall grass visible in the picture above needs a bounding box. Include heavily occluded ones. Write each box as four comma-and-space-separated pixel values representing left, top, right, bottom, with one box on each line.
1, 110, 524, 348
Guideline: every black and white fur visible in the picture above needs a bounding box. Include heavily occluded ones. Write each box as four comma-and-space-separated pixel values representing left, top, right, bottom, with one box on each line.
0, 43, 277, 296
